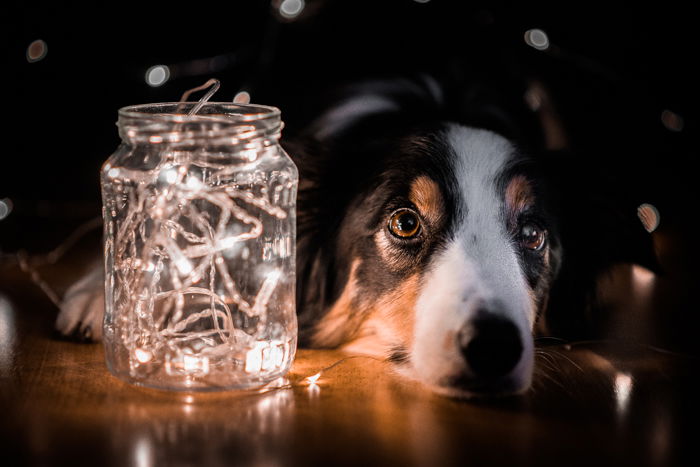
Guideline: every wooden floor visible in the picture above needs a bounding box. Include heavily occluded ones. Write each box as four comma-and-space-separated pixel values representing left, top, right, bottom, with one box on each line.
1, 226, 698, 466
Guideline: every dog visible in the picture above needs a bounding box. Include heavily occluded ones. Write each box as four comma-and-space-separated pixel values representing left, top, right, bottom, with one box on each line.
57, 74, 655, 397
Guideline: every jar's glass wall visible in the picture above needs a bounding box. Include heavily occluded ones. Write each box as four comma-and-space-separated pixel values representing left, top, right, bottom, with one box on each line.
101, 103, 298, 391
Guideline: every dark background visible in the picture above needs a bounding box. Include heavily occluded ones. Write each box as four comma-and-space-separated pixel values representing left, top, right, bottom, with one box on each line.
1, 0, 698, 351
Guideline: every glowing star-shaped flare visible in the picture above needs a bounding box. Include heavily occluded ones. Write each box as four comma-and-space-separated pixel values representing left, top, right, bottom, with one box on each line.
306, 372, 321, 385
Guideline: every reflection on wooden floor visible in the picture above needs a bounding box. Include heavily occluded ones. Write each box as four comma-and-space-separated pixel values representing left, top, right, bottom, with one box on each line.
1, 219, 698, 466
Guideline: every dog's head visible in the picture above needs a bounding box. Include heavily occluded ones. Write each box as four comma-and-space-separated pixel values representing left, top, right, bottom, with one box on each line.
288, 76, 651, 397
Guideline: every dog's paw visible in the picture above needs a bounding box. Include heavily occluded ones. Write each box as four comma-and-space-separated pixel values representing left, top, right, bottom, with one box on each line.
56, 265, 105, 341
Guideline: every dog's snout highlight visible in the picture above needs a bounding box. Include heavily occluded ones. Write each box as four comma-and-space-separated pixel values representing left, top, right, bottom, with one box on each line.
458, 316, 523, 380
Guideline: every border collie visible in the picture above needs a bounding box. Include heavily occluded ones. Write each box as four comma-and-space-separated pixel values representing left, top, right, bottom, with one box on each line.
57, 75, 655, 397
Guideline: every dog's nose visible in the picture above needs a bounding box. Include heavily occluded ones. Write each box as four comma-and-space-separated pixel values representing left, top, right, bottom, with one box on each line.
459, 316, 523, 379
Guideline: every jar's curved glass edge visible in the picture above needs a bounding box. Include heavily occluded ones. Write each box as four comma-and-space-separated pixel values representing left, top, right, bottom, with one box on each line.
118, 102, 281, 124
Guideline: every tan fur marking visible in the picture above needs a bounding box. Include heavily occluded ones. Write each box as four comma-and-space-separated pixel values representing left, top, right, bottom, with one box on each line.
505, 175, 535, 220
375, 274, 419, 348
409, 176, 445, 226
311, 260, 364, 348
342, 275, 420, 358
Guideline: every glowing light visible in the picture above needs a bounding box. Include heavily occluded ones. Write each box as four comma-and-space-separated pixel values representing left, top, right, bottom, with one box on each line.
306, 372, 321, 385
524, 28, 550, 50
134, 436, 153, 467
632, 264, 655, 290
26, 39, 48, 62
184, 395, 194, 404
0, 198, 13, 221
245, 341, 287, 373
307, 382, 321, 398
217, 235, 242, 251
145, 65, 170, 87
241, 149, 258, 161
134, 348, 153, 363
0, 295, 17, 377
163, 168, 178, 184
149, 135, 163, 144
637, 203, 660, 232
185, 176, 203, 190
661, 109, 684, 132
183, 354, 209, 373
245, 346, 263, 373
165, 352, 211, 376
107, 168, 120, 178
279, 0, 304, 19
233, 91, 251, 104
614, 372, 633, 413
262, 343, 285, 371
174, 257, 193, 276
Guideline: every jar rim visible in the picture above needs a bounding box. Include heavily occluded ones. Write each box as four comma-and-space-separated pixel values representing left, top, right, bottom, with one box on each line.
118, 102, 281, 123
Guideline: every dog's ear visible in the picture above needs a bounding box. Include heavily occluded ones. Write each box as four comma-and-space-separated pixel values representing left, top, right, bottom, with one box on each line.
303, 75, 444, 144
539, 149, 659, 338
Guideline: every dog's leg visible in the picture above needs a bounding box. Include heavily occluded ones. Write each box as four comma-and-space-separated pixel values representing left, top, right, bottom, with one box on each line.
55, 263, 104, 340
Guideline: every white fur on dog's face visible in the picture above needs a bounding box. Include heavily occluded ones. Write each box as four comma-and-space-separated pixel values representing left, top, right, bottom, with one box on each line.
403, 126, 535, 397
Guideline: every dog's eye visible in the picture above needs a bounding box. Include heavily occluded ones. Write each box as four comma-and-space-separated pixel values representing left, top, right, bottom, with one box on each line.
520, 223, 546, 251
388, 209, 421, 239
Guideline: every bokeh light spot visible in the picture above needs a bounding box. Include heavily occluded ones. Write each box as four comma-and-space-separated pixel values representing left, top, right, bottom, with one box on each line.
0, 198, 13, 221
145, 65, 170, 87
524, 29, 550, 50
660, 109, 684, 132
637, 203, 660, 233
26, 39, 48, 63
233, 91, 251, 104
279, 0, 304, 19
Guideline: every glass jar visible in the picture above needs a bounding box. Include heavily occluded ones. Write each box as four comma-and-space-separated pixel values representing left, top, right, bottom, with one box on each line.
101, 102, 298, 391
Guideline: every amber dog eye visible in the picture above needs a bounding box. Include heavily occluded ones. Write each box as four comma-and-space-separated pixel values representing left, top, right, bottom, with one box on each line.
520, 223, 546, 251
388, 209, 421, 239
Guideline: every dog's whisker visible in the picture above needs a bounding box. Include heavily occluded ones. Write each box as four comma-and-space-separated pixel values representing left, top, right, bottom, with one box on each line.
543, 349, 585, 374
534, 352, 561, 375
533, 367, 567, 391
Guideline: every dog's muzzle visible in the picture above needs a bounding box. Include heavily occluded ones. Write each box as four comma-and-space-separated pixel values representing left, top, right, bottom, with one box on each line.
452, 314, 528, 394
